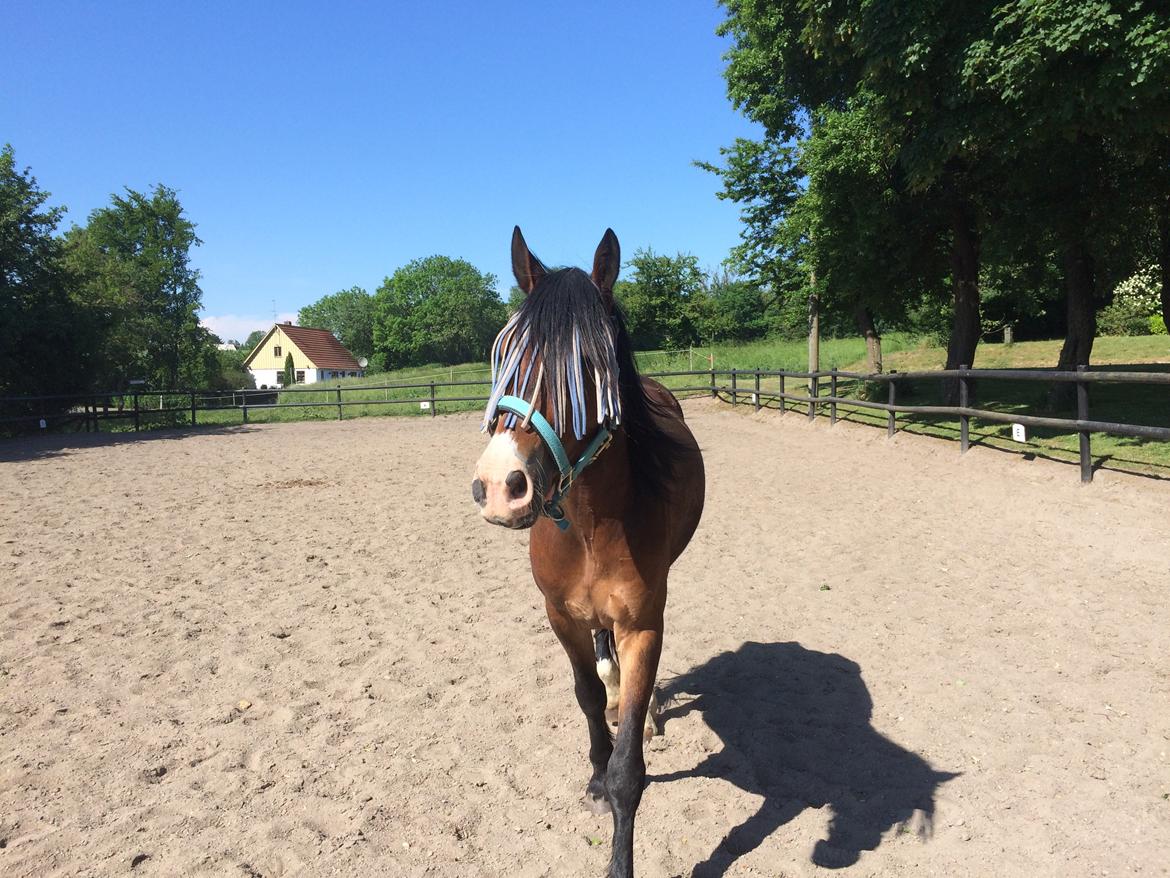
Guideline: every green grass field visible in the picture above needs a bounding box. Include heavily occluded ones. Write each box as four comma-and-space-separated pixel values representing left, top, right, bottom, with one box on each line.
112, 333, 1170, 477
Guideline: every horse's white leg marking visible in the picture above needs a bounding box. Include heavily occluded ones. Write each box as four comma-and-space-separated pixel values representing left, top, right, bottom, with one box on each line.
595, 635, 659, 738
596, 653, 621, 722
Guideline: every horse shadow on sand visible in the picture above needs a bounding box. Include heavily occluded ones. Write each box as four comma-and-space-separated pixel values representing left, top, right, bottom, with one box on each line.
652, 641, 958, 876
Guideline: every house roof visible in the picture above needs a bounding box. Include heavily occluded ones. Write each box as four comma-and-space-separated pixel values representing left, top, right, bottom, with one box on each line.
242, 323, 364, 370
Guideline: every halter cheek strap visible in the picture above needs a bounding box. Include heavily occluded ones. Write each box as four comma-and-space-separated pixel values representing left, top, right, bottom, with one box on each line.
494, 395, 612, 531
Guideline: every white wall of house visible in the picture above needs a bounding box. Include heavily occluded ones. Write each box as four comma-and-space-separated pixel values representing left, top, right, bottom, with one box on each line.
248, 366, 365, 388
249, 368, 281, 388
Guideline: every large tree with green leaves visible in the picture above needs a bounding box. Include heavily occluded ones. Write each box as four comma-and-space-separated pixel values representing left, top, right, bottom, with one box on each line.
297, 286, 374, 360
0, 144, 85, 396
614, 249, 708, 350
372, 256, 505, 368
715, 0, 1000, 379
713, 0, 1170, 384
65, 185, 211, 389
961, 0, 1170, 370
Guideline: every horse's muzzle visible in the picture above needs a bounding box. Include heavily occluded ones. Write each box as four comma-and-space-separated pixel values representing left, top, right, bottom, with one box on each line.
473, 431, 542, 528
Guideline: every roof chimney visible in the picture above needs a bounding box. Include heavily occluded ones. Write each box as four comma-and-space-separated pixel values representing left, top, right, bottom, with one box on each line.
284, 320, 292, 325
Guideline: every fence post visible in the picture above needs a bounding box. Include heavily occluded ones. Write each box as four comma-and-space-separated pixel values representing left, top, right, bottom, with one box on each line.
958, 365, 969, 454
807, 372, 817, 421
731, 370, 738, 406
710, 366, 716, 398
1077, 365, 1091, 483
778, 374, 785, 415
887, 373, 897, 437
429, 381, 436, 416
754, 370, 761, 412
242, 390, 249, 424
190, 391, 196, 426
133, 393, 140, 432
336, 385, 343, 421
830, 368, 838, 425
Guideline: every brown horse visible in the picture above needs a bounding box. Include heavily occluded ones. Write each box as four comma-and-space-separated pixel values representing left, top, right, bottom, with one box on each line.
472, 227, 705, 877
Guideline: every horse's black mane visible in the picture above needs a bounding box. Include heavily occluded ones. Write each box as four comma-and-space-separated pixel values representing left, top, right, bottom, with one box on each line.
515, 265, 688, 500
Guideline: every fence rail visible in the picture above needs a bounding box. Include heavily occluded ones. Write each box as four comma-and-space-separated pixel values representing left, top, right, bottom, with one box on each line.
3, 365, 1168, 483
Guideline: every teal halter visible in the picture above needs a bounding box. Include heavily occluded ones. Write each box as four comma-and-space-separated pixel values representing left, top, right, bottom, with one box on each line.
493, 394, 613, 531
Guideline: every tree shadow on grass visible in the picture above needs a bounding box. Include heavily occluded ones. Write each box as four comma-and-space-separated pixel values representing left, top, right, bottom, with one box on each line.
652, 641, 958, 876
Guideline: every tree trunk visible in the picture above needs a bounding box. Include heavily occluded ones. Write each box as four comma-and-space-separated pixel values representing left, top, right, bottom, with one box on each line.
1159, 198, 1170, 335
807, 282, 819, 395
944, 201, 981, 403
1055, 241, 1097, 370
854, 304, 882, 373
1050, 239, 1097, 409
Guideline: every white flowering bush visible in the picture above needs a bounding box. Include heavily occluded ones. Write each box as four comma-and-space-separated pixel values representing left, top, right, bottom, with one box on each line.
1099, 267, 1163, 336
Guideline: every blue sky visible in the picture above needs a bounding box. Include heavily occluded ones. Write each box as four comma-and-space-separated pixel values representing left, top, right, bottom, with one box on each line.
4, 1, 760, 342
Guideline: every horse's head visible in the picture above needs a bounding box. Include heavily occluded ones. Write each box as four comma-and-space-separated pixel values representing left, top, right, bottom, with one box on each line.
472, 226, 622, 529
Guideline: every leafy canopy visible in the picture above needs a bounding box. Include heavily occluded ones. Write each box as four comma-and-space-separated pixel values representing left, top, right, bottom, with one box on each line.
372, 256, 505, 369
297, 286, 374, 360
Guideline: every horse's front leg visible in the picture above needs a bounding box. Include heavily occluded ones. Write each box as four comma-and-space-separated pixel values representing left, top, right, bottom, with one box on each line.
546, 601, 615, 814
606, 625, 662, 878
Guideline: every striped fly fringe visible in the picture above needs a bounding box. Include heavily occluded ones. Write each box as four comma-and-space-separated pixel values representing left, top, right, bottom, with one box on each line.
482, 310, 622, 438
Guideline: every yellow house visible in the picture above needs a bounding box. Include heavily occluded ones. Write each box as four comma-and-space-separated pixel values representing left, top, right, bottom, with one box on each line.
242, 322, 366, 387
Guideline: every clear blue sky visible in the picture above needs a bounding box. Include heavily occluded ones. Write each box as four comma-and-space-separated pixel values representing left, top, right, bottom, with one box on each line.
4, 1, 760, 342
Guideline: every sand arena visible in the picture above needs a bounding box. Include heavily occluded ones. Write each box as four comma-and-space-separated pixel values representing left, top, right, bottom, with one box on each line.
1, 400, 1167, 876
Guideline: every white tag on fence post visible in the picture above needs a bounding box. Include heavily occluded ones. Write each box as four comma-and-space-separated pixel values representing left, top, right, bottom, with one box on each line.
1011, 423, 1027, 442
419, 401, 431, 410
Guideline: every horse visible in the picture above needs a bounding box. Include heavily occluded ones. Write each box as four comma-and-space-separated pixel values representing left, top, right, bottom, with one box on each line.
472, 227, 705, 877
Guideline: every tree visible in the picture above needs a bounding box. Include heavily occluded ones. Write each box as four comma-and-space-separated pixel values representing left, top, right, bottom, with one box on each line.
713, 0, 1170, 387
0, 144, 85, 396
372, 256, 505, 368
210, 347, 255, 390
789, 103, 949, 371
696, 272, 771, 343
65, 185, 210, 389
615, 249, 707, 349
961, 0, 1170, 372
715, 2, 1001, 381
282, 351, 295, 386
297, 286, 374, 359
242, 329, 265, 354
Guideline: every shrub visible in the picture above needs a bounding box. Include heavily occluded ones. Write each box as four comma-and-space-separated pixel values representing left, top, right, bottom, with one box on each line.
1099, 267, 1160, 336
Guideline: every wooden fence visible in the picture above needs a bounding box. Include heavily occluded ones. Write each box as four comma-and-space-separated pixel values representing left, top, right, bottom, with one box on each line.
3, 366, 1169, 483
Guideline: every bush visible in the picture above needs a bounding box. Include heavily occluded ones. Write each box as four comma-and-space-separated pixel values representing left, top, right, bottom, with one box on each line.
1099, 267, 1160, 336
1151, 314, 1167, 335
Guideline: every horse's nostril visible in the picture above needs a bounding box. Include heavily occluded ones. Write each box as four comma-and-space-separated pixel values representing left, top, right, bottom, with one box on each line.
471, 478, 486, 506
505, 470, 528, 500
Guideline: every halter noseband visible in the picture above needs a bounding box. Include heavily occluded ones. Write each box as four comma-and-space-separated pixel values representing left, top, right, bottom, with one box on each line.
493, 394, 612, 531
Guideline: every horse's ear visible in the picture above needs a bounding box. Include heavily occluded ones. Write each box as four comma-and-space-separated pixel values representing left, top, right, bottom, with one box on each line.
511, 226, 546, 294
591, 228, 620, 309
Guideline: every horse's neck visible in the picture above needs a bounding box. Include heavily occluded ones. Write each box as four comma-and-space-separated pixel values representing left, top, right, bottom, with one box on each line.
564, 430, 633, 533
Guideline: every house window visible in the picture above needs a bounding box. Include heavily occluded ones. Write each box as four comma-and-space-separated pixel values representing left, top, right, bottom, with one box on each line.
275, 374, 284, 385
295, 370, 305, 384
274, 345, 282, 357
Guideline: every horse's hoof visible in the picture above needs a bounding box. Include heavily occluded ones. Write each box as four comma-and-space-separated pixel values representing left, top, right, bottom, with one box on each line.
582, 791, 612, 815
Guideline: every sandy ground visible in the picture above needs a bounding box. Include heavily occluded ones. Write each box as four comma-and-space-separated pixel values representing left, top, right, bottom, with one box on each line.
1, 401, 1168, 878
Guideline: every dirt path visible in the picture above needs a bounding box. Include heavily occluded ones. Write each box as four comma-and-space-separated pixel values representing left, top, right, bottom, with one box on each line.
1, 402, 1167, 877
